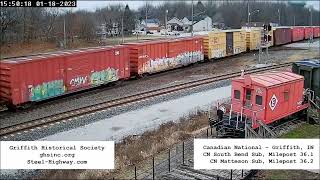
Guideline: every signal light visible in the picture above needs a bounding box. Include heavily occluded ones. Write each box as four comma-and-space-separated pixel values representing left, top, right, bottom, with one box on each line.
263, 24, 272, 32
264, 35, 272, 42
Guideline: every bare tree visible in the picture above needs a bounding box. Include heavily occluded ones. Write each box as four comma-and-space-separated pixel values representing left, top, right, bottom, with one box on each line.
40, 8, 59, 42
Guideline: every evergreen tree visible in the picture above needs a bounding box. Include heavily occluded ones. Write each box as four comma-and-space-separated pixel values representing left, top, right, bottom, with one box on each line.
123, 4, 135, 35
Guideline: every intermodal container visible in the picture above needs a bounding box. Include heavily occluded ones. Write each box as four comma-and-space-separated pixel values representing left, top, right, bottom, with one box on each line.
273, 27, 292, 45
0, 46, 130, 106
203, 31, 226, 59
244, 28, 261, 51
304, 27, 313, 39
291, 27, 305, 42
313, 26, 320, 38
126, 37, 204, 75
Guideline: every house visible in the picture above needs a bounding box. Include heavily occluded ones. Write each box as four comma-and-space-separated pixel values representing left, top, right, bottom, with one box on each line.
192, 16, 212, 32
212, 22, 226, 29
167, 16, 212, 32
96, 23, 120, 37
140, 19, 161, 33
167, 17, 184, 31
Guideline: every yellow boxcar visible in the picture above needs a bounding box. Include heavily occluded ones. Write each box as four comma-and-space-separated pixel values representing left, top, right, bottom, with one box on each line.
203, 31, 226, 59
232, 30, 247, 55
244, 28, 261, 51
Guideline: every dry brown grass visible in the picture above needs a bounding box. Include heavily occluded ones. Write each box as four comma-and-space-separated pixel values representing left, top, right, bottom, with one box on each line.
114, 111, 210, 170
0, 35, 163, 58
39, 110, 214, 179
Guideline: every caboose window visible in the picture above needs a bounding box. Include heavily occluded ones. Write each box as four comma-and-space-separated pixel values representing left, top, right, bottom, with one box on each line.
256, 95, 262, 105
246, 89, 251, 100
234, 90, 240, 99
284, 91, 289, 101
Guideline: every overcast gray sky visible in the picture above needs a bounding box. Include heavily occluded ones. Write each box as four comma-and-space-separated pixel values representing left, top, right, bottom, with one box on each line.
73, 1, 320, 11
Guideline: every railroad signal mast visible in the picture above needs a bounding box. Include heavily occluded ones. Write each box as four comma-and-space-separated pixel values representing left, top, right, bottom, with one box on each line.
262, 24, 272, 59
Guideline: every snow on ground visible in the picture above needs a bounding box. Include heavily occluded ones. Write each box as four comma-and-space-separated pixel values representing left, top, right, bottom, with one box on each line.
40, 86, 231, 142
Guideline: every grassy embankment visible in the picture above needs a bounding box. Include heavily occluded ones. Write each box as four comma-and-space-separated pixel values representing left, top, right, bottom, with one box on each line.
259, 123, 320, 180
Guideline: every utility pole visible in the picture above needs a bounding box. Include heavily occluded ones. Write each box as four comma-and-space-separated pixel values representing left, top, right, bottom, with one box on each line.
247, 1, 250, 25
63, 14, 66, 48
121, 13, 124, 43
145, 2, 148, 34
165, 9, 168, 38
310, 8, 312, 26
278, 9, 280, 26
293, 16, 295, 26
191, 0, 194, 36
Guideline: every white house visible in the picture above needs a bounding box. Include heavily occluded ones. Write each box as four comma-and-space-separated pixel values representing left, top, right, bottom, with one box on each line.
96, 23, 119, 38
192, 16, 212, 32
167, 16, 212, 32
167, 17, 184, 31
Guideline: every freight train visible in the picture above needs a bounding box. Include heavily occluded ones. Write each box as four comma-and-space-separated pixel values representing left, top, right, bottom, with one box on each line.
0, 26, 319, 109
211, 59, 320, 138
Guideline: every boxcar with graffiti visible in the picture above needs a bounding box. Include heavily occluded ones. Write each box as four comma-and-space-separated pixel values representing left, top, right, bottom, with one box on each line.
126, 37, 204, 76
0, 46, 130, 107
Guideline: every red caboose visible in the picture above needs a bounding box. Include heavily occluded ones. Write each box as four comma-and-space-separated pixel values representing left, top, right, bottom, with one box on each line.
231, 71, 309, 129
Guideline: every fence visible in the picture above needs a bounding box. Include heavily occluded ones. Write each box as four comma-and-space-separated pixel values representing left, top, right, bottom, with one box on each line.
118, 126, 252, 180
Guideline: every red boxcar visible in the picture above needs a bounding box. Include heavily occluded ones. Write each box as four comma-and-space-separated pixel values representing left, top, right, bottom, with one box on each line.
231, 71, 308, 129
126, 37, 204, 75
273, 27, 292, 45
291, 27, 305, 42
0, 46, 130, 106
304, 27, 313, 39
313, 26, 320, 38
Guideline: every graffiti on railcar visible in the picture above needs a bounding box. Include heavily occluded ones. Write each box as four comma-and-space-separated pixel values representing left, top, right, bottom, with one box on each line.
70, 76, 88, 87
211, 49, 225, 58
90, 68, 119, 85
29, 80, 65, 101
141, 51, 204, 74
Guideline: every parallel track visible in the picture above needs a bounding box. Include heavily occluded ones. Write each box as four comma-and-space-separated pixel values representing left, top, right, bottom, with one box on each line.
0, 62, 291, 138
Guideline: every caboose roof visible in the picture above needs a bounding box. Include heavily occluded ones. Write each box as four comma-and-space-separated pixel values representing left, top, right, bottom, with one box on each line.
233, 71, 303, 88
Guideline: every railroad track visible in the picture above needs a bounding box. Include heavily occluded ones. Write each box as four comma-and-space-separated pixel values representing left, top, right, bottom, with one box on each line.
0, 62, 292, 138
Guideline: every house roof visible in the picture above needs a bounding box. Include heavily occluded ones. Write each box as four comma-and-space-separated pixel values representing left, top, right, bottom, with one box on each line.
143, 19, 160, 24
184, 15, 208, 24
167, 17, 184, 26
233, 71, 304, 88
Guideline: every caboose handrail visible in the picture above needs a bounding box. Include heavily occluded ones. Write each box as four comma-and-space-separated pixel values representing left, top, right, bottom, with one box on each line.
257, 120, 277, 138
309, 99, 320, 110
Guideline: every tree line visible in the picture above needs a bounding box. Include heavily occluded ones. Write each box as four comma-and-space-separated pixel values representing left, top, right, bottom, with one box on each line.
1, 1, 319, 45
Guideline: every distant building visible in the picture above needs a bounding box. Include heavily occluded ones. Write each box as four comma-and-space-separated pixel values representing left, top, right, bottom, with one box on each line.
192, 16, 212, 32
212, 22, 226, 29
96, 23, 120, 37
167, 16, 212, 32
167, 17, 184, 31
241, 22, 279, 28
140, 19, 161, 33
